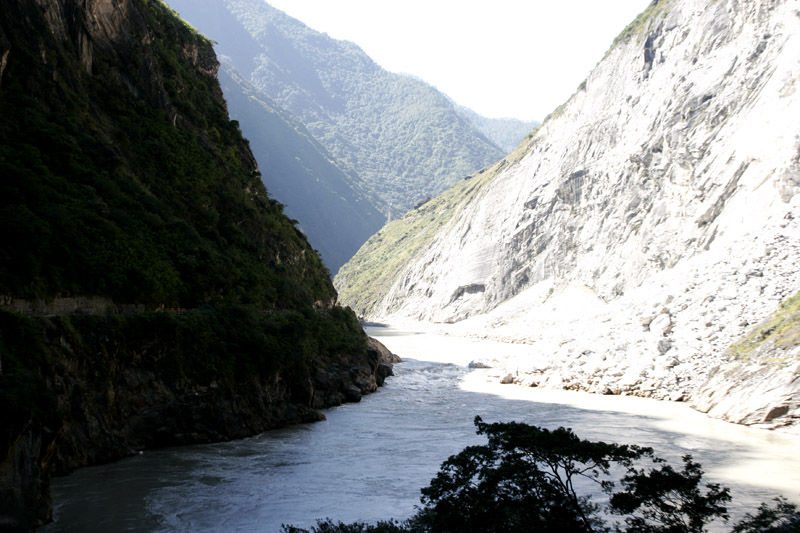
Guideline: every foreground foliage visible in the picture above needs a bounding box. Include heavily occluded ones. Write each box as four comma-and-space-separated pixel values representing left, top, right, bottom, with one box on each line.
284, 418, 799, 533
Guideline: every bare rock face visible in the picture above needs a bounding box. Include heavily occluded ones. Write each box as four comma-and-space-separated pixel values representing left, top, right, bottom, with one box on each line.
359, 0, 800, 428
691, 295, 800, 428
692, 350, 800, 428
377, 0, 799, 322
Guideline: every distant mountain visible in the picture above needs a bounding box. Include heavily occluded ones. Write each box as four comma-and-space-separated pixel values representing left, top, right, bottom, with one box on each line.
454, 105, 540, 153
335, 0, 800, 429
218, 62, 386, 272
166, 0, 509, 219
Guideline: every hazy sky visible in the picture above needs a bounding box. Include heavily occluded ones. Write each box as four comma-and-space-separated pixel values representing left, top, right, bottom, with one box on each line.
264, 0, 651, 121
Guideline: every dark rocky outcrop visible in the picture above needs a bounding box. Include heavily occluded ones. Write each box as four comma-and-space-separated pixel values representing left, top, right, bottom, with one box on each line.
0, 311, 397, 530
0, 421, 57, 532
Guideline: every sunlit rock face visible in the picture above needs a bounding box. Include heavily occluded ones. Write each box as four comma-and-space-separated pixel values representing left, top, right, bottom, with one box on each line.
362, 0, 800, 429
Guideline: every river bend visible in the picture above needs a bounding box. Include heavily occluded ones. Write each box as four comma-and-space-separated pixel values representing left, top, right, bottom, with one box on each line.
43, 329, 800, 532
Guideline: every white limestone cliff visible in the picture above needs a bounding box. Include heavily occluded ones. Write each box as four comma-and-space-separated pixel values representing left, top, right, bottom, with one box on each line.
361, 0, 800, 430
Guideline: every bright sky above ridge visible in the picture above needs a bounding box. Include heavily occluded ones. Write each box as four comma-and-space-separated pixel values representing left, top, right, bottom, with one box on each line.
264, 0, 652, 122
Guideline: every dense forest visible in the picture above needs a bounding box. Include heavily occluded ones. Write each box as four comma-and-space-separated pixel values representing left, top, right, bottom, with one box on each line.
0, 0, 334, 308
218, 63, 386, 272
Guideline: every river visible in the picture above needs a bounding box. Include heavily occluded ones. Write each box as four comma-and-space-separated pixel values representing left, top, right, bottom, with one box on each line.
42, 328, 800, 532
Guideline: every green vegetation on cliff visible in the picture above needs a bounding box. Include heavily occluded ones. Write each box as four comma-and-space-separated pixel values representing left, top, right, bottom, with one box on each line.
334, 168, 494, 317
218, 64, 387, 273
0, 301, 370, 486
0, 304, 364, 423
730, 290, 800, 361
0, 2, 378, 527
612, 0, 672, 47
0, 0, 333, 309
454, 104, 540, 153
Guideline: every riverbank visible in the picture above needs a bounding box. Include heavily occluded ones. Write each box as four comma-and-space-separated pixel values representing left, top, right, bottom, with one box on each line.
372, 284, 800, 435
42, 329, 800, 531
1, 309, 396, 531
369, 328, 800, 528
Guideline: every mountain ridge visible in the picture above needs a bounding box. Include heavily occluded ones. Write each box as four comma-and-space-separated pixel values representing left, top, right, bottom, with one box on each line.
453, 104, 540, 153
166, 0, 517, 218
217, 60, 387, 272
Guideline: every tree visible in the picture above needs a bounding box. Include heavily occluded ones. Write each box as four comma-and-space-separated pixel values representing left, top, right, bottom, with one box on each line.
282, 519, 408, 533
609, 455, 731, 532
285, 417, 795, 533
412, 417, 649, 532
731, 497, 800, 533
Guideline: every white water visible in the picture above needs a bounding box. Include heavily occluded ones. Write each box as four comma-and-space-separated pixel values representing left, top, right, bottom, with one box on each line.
43, 329, 800, 532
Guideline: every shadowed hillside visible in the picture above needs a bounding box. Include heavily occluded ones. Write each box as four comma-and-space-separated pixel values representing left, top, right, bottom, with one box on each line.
166, 0, 510, 219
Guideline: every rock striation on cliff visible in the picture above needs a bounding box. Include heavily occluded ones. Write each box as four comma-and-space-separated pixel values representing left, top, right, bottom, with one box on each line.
337, 0, 800, 429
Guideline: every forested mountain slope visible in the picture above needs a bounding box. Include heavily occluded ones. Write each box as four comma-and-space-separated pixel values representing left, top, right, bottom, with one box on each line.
166, 0, 509, 218
336, 0, 800, 430
454, 105, 540, 153
0, 0, 332, 308
0, 0, 391, 528
218, 62, 386, 272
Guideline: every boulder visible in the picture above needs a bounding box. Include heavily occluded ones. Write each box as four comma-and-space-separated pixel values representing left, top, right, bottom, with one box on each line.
344, 385, 362, 403
367, 336, 402, 364
375, 363, 394, 386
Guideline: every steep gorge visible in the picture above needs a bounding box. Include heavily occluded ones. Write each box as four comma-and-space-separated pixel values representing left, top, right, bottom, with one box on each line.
337, 0, 800, 429
0, 0, 393, 529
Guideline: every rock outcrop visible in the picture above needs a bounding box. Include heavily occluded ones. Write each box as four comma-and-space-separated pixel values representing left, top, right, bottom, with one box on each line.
0, 421, 56, 532
691, 292, 800, 428
0, 311, 396, 530
338, 0, 800, 429
41, 317, 395, 474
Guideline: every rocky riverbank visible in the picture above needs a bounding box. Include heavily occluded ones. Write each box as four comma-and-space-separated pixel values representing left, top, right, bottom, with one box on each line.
450, 211, 800, 433
382, 209, 800, 433
378, 204, 800, 433
0, 312, 397, 531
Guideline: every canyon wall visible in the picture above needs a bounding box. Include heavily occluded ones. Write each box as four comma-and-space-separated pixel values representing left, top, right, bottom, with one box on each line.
338, 0, 800, 430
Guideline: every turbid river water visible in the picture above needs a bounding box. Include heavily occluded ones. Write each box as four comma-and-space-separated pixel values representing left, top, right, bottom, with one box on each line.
42, 328, 800, 532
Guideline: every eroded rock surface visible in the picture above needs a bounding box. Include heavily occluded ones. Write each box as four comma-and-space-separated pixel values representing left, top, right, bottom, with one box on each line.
353, 0, 800, 430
